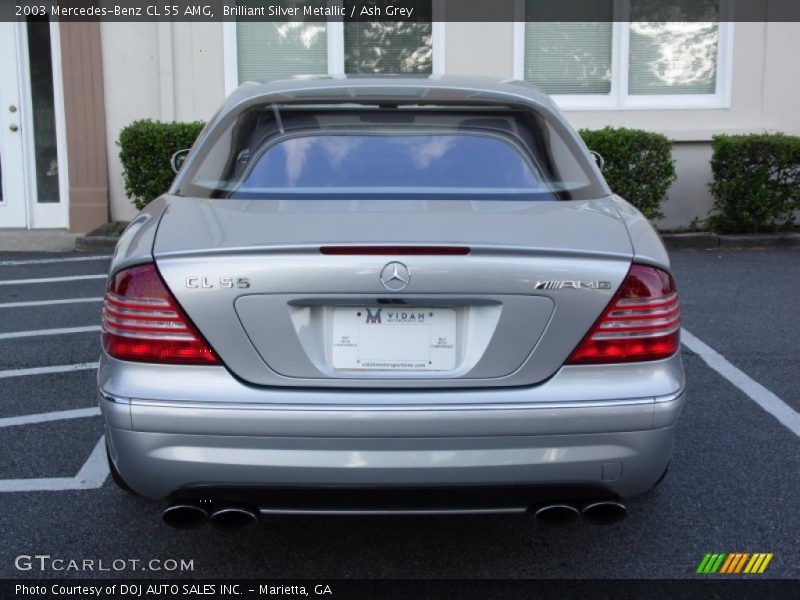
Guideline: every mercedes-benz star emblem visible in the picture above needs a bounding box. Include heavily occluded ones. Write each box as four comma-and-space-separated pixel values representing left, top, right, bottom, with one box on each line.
380, 262, 410, 292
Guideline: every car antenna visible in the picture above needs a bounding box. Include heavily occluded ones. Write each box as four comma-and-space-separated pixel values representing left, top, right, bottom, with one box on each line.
271, 104, 285, 134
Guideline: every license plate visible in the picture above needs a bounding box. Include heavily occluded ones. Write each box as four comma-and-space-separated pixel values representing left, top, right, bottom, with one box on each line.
332, 307, 456, 371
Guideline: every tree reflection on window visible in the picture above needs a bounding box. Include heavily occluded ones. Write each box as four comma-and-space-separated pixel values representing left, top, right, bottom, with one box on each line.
344, 1, 433, 74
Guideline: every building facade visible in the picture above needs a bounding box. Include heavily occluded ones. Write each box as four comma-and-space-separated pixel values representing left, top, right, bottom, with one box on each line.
1, 1, 798, 232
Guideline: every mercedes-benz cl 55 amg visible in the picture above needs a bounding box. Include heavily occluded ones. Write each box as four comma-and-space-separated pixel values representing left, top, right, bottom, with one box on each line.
99, 76, 684, 529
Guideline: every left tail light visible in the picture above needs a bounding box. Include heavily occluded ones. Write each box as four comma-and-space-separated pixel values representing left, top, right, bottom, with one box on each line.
102, 264, 220, 365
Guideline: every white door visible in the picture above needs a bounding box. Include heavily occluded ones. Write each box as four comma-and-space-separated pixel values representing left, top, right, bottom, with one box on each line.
0, 22, 27, 228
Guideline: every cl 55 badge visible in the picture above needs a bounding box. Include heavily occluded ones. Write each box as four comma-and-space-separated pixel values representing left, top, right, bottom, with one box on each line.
186, 276, 251, 289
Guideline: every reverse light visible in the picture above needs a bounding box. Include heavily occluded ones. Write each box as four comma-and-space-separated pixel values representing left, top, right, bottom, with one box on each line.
567, 264, 680, 364
102, 264, 220, 365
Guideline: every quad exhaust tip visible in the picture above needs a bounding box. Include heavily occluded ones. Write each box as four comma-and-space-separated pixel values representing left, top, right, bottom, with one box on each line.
162, 504, 259, 530
209, 506, 259, 530
533, 504, 581, 527
581, 501, 628, 526
533, 501, 628, 526
161, 504, 209, 529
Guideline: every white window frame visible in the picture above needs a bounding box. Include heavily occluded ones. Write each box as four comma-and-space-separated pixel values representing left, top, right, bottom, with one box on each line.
223, 5, 446, 96
512, 0, 734, 110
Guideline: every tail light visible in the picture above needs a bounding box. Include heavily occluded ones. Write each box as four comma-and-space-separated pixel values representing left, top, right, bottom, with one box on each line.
102, 264, 220, 365
567, 264, 680, 364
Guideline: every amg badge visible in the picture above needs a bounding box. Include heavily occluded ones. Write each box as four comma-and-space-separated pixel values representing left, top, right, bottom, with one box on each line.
534, 281, 612, 290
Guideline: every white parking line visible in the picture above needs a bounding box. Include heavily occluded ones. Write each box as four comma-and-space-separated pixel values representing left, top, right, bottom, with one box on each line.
0, 274, 106, 285
74, 436, 111, 487
0, 325, 101, 340
0, 297, 103, 309
682, 329, 800, 438
0, 475, 87, 493
0, 362, 98, 380
0, 436, 109, 492
0, 407, 101, 428
0, 255, 112, 266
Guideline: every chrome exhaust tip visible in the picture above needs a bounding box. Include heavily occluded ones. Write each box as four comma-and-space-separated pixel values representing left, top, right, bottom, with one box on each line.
209, 506, 258, 530
533, 504, 581, 527
581, 501, 627, 526
162, 504, 209, 529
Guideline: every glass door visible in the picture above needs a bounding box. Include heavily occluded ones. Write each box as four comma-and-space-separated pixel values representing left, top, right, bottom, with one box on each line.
0, 22, 28, 228
23, 16, 66, 227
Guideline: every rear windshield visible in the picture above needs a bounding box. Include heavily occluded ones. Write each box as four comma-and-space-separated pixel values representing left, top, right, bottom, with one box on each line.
178, 107, 604, 201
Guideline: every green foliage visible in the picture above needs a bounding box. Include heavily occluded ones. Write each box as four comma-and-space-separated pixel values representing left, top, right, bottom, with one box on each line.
708, 133, 800, 233
579, 127, 677, 220
687, 217, 705, 233
118, 119, 205, 210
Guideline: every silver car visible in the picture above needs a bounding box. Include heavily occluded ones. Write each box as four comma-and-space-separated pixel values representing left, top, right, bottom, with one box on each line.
99, 76, 684, 530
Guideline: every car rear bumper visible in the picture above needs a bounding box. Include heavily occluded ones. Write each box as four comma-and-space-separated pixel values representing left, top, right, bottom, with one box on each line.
100, 353, 684, 503
105, 421, 678, 504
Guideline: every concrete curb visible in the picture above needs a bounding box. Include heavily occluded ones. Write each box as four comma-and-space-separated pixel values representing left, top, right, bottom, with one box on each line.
0, 230, 79, 252
75, 236, 119, 252
662, 232, 800, 250
661, 233, 719, 249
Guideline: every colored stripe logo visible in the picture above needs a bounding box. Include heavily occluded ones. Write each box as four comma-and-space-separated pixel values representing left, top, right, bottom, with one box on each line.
696, 552, 773, 574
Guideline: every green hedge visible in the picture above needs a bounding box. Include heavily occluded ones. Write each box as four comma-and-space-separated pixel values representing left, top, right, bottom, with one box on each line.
579, 127, 677, 220
118, 119, 205, 209
708, 134, 800, 233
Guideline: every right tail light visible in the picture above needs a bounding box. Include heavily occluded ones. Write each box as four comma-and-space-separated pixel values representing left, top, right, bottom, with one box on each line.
567, 264, 680, 364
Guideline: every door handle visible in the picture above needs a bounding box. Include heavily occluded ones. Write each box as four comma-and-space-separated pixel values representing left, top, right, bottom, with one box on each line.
9, 124, 18, 132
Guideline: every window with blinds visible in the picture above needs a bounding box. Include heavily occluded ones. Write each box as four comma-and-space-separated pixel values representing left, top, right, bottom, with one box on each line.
523, 0, 614, 95
522, 0, 723, 101
343, 1, 433, 74
236, 1, 327, 83
628, 0, 719, 95
235, 0, 435, 82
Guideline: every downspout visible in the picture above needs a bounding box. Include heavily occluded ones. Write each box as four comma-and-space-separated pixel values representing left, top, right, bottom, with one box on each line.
157, 21, 175, 122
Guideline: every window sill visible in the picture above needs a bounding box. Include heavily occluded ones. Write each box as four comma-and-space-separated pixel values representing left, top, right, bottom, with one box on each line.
552, 97, 731, 112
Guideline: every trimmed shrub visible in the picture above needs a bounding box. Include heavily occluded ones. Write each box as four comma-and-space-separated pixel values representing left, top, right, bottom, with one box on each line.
579, 127, 677, 220
118, 119, 205, 209
708, 133, 800, 233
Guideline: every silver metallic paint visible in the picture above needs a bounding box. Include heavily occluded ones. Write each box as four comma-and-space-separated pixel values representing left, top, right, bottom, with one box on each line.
101, 77, 684, 504
105, 420, 677, 500
153, 225, 632, 388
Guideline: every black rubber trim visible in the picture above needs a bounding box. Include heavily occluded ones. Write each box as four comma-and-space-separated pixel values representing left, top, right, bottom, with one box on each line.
168, 484, 615, 512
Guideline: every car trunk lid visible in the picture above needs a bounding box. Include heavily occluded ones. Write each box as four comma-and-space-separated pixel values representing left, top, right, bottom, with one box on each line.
153, 196, 633, 391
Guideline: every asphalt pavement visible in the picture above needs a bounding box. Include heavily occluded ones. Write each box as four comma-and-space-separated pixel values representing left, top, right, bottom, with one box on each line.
0, 248, 798, 580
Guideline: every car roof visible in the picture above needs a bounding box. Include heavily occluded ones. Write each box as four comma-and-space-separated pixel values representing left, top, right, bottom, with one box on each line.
222, 75, 556, 114
172, 76, 597, 198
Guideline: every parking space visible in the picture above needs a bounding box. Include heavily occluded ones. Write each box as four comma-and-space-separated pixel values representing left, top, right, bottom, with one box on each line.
0, 249, 798, 579
672, 249, 800, 413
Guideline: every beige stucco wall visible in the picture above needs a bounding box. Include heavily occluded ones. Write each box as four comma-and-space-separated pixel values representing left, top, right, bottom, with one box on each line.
100, 17, 800, 227
444, 22, 514, 78
100, 22, 225, 222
